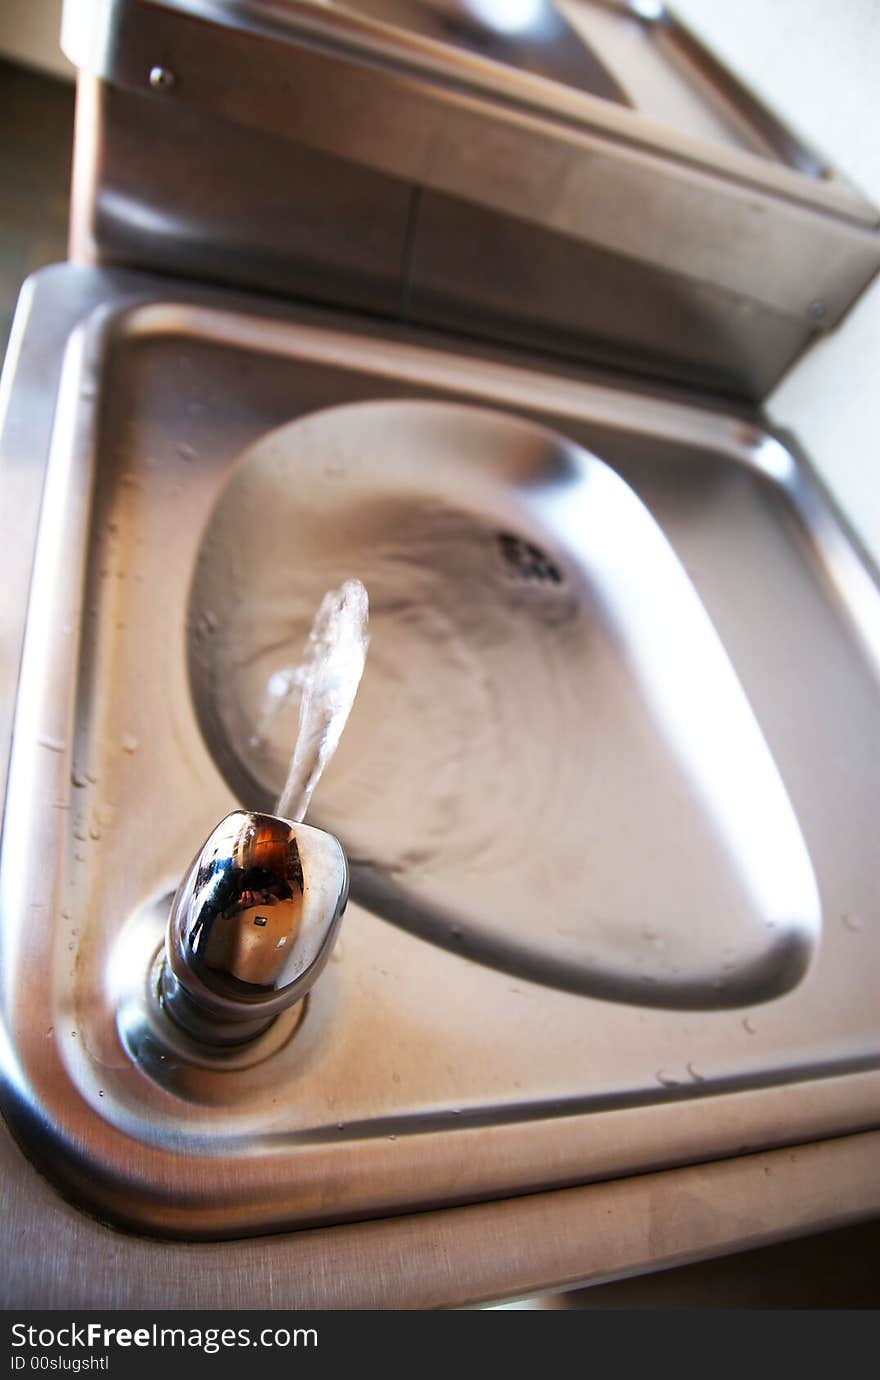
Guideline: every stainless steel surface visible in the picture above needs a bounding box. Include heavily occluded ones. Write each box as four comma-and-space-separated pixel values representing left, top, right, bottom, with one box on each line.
190, 400, 820, 1009
406, 192, 814, 396
62, 0, 880, 399
68, 75, 413, 320
63, 0, 861, 196
1, 1107, 879, 1307
334, 0, 631, 103
1, 265, 878, 1244
161, 811, 348, 1045
558, 0, 827, 173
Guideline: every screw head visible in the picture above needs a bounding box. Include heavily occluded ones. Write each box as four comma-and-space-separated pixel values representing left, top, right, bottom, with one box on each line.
149, 65, 176, 91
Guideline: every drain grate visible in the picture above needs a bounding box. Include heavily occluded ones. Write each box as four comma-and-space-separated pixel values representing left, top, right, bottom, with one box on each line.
497, 532, 563, 585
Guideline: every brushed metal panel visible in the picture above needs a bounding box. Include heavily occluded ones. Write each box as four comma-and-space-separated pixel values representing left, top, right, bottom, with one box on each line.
188, 399, 819, 1006
2, 1106, 879, 1307
409, 190, 810, 396
77, 80, 413, 315
62, 1, 880, 400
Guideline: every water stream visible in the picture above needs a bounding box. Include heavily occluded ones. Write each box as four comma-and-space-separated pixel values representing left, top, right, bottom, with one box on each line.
269, 579, 370, 824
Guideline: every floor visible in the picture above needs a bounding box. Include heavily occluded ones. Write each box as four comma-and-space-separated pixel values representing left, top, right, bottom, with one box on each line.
506, 1220, 880, 1308
0, 58, 73, 354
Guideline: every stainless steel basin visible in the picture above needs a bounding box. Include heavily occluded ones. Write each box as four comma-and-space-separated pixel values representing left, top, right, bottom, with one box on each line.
189, 399, 819, 1008
1, 264, 878, 1243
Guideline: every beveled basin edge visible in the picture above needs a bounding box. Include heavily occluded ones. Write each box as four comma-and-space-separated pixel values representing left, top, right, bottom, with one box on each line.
1, 264, 879, 1240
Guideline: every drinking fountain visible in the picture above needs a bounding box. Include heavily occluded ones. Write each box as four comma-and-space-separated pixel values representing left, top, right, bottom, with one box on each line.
1, 0, 879, 1308
159, 810, 348, 1047
156, 577, 365, 1051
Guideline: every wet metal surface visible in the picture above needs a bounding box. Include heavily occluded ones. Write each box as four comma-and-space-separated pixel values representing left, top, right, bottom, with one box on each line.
0, 265, 878, 1239
190, 400, 819, 1008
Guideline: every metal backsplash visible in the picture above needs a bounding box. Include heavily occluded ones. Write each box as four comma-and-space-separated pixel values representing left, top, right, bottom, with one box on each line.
63, 0, 880, 398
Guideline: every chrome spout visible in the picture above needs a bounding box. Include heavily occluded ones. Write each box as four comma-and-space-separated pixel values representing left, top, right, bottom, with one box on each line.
159, 810, 348, 1047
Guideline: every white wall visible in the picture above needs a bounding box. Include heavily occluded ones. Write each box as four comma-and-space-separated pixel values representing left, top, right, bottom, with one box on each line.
673, 0, 880, 564
0, 0, 72, 80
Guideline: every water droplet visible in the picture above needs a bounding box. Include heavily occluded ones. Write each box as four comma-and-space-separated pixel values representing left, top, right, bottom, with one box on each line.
71, 770, 88, 788
686, 1062, 704, 1083
742, 1017, 757, 1035
267, 668, 296, 700
655, 1070, 680, 1088
38, 736, 65, 753
842, 913, 863, 932
121, 733, 138, 754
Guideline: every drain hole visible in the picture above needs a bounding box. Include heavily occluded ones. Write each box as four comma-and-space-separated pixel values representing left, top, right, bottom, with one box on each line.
497, 532, 563, 585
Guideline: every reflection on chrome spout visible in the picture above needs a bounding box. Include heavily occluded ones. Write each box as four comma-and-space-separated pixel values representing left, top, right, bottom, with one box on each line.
159, 810, 348, 1048
155, 582, 367, 1049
